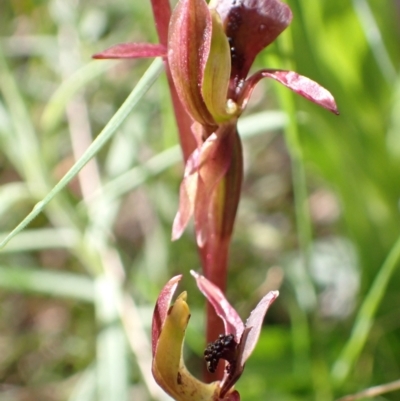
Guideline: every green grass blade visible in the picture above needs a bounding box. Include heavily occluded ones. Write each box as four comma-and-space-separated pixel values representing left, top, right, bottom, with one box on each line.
264, 45, 315, 292
0, 265, 94, 302
237, 110, 287, 138
0, 46, 47, 193
352, 0, 396, 83
0, 57, 164, 252
0, 228, 78, 252
331, 234, 400, 385
68, 365, 97, 401
273, 32, 314, 265
0, 182, 31, 218
95, 276, 128, 401
41, 59, 117, 133
87, 145, 181, 208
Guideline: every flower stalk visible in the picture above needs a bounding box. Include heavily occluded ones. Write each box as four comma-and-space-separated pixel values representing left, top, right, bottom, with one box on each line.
150, 0, 197, 161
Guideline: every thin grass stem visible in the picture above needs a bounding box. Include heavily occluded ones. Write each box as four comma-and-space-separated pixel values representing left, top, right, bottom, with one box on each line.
331, 234, 400, 385
335, 378, 400, 401
0, 57, 164, 251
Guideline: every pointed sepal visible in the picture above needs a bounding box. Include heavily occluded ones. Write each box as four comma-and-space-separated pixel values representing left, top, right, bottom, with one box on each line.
191, 270, 244, 341
240, 69, 339, 114
172, 124, 236, 245
93, 43, 167, 59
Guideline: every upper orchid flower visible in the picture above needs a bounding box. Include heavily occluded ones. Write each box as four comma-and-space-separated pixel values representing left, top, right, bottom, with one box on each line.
94, 0, 338, 247
152, 271, 278, 401
166, 0, 339, 252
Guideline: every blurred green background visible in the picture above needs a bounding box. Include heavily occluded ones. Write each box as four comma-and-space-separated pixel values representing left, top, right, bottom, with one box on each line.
0, 0, 400, 400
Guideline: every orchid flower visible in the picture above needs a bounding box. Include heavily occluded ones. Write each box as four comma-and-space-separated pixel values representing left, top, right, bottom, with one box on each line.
152, 271, 279, 401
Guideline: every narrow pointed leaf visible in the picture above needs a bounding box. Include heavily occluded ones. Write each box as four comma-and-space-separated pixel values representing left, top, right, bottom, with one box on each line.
93, 43, 167, 59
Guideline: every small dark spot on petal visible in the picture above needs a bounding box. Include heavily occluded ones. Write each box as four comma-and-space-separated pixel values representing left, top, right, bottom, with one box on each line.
177, 372, 182, 385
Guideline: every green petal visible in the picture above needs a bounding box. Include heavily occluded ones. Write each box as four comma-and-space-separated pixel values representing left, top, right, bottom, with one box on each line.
202, 10, 237, 123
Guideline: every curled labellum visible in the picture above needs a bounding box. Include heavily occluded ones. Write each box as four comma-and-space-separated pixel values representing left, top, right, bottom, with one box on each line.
152, 276, 220, 401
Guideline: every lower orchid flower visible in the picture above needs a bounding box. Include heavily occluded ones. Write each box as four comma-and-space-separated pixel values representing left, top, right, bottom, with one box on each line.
152, 271, 279, 401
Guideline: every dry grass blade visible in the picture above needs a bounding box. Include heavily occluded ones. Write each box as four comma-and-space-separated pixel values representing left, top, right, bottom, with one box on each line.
336, 379, 400, 401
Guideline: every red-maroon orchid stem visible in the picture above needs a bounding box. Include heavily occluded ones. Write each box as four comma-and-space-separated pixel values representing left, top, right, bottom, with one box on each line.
149, 0, 171, 47
150, 3, 230, 379
150, 1, 241, 382
199, 129, 243, 381
202, 237, 229, 382
150, 0, 196, 161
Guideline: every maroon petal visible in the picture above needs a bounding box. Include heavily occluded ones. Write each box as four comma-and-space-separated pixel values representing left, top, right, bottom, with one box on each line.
168, 0, 216, 126
214, 0, 292, 85
242, 69, 339, 114
191, 270, 244, 341
223, 390, 241, 401
93, 43, 167, 59
219, 327, 252, 396
171, 174, 196, 241
239, 290, 279, 364
172, 148, 201, 241
194, 127, 234, 245
172, 125, 236, 244
220, 290, 278, 397
151, 275, 182, 356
